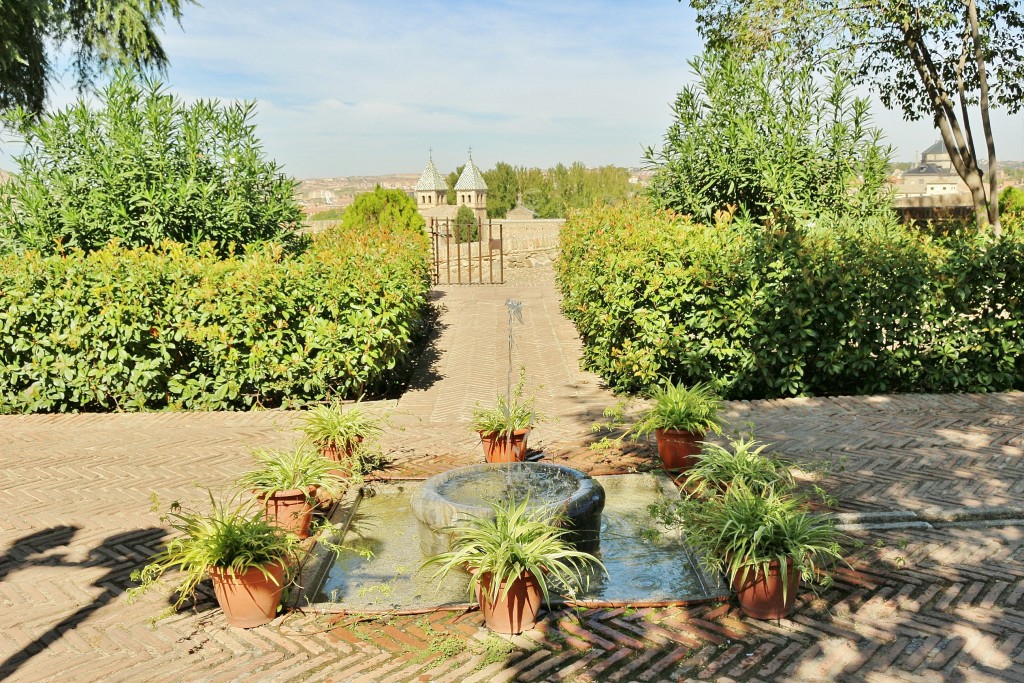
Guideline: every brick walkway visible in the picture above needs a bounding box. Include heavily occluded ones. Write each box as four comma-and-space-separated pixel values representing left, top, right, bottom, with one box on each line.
1, 265, 1023, 682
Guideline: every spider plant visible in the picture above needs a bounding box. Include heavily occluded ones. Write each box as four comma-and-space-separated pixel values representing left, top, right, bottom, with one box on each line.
126, 494, 303, 621
673, 482, 845, 604
470, 381, 537, 436
420, 497, 605, 606
630, 380, 724, 438
298, 402, 385, 452
236, 446, 345, 501
685, 437, 795, 497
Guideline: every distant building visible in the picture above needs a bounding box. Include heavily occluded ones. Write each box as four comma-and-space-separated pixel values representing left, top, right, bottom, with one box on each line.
416, 151, 488, 222
921, 140, 954, 170
897, 140, 970, 197
507, 196, 535, 220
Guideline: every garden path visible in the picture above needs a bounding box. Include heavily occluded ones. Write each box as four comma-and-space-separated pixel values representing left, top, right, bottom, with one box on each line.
376, 264, 649, 477
1, 263, 1022, 682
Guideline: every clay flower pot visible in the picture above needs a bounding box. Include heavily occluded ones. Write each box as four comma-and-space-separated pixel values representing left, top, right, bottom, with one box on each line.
477, 571, 543, 634
654, 428, 704, 473
479, 429, 531, 463
258, 486, 317, 539
321, 437, 363, 479
209, 561, 286, 628
732, 560, 801, 620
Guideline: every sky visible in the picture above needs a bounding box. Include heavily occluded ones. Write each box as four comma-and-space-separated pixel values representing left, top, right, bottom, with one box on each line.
3, 1, 1022, 179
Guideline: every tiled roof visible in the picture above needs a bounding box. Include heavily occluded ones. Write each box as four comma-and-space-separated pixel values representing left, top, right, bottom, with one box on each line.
923, 140, 947, 156
415, 157, 447, 191
454, 157, 488, 191
905, 163, 957, 177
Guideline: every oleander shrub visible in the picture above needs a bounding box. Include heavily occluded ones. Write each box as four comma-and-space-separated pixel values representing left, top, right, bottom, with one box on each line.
556, 199, 1024, 398
644, 50, 891, 224
0, 71, 302, 257
342, 186, 425, 233
0, 220, 431, 413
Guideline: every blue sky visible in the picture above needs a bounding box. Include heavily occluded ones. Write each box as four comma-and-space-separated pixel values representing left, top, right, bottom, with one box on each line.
4, 1, 1022, 178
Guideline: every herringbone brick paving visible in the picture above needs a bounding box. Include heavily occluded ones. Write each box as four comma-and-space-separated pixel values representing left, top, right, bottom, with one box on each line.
2, 264, 1022, 681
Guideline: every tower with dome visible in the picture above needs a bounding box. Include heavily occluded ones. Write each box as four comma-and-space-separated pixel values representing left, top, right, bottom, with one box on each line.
415, 150, 488, 223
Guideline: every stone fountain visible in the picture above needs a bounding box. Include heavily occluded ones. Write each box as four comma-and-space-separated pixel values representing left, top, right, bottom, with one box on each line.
410, 462, 606, 556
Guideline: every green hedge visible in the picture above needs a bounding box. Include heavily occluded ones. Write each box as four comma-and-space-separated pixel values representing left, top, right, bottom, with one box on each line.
556, 199, 1024, 398
0, 222, 432, 412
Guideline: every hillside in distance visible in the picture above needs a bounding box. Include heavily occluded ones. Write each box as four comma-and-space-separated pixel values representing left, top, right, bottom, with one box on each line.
296, 173, 419, 217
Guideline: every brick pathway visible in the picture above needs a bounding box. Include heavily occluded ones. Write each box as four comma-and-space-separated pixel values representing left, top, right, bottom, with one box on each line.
1, 264, 1023, 682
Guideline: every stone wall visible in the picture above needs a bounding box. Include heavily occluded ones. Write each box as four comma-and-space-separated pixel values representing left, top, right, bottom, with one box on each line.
491, 219, 563, 266
892, 194, 974, 224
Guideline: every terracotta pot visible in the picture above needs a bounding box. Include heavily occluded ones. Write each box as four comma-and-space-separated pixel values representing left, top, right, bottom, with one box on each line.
258, 486, 317, 539
479, 429, 531, 463
209, 561, 286, 628
654, 428, 704, 474
477, 571, 543, 634
732, 559, 801, 620
321, 438, 363, 478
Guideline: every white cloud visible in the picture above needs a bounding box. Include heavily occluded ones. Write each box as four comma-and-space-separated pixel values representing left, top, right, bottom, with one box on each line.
2, 1, 1019, 177
152, 1, 697, 176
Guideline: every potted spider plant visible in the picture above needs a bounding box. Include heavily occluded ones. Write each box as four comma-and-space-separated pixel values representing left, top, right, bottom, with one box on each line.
631, 380, 724, 474
672, 482, 844, 620
298, 402, 385, 478
236, 446, 344, 539
421, 498, 605, 634
470, 383, 538, 463
684, 437, 795, 497
127, 495, 303, 628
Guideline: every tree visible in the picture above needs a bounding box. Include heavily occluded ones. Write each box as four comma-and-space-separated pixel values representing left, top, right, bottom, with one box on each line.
688, 0, 1024, 234
587, 165, 634, 206
342, 186, 425, 233
0, 71, 301, 256
507, 163, 633, 218
516, 166, 559, 217
644, 49, 891, 223
0, 0, 191, 117
482, 161, 517, 218
453, 204, 478, 242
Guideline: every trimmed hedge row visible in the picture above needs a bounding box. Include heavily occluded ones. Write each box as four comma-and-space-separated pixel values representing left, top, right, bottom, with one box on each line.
0, 222, 432, 412
556, 199, 1024, 398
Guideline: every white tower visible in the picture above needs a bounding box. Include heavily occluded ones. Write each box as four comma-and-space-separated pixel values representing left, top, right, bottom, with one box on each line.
414, 151, 448, 210
454, 149, 488, 222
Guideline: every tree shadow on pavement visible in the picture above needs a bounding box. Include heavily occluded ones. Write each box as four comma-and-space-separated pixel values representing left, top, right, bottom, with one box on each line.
0, 527, 167, 680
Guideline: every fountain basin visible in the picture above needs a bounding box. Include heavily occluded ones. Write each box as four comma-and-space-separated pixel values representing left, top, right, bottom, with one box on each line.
410, 462, 606, 556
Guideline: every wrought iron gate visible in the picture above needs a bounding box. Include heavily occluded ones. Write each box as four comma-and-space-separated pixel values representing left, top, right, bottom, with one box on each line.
429, 217, 504, 285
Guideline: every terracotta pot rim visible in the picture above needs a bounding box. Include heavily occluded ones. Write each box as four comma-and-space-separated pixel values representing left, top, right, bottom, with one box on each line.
255, 485, 319, 500
320, 435, 363, 448
478, 428, 532, 439
208, 559, 287, 578
654, 427, 706, 438
733, 557, 798, 572
478, 569, 539, 583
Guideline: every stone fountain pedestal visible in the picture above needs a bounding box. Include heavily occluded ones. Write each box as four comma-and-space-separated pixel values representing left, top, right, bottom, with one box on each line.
409, 462, 606, 556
